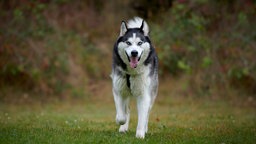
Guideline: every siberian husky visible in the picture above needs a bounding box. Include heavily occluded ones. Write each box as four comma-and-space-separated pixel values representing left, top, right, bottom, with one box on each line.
111, 17, 158, 139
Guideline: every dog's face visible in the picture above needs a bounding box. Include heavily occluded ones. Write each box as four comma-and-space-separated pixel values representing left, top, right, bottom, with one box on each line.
117, 21, 151, 69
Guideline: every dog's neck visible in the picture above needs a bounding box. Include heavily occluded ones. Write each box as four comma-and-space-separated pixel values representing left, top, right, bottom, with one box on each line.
117, 64, 150, 76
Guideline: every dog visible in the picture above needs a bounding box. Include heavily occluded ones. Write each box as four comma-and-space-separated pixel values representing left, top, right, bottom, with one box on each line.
111, 17, 158, 139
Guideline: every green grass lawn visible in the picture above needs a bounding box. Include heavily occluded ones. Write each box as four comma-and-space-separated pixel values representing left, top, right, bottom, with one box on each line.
0, 94, 255, 144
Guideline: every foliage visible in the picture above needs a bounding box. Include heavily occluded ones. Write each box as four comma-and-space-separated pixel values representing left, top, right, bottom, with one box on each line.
0, 0, 105, 97
151, 0, 256, 96
0, 0, 255, 98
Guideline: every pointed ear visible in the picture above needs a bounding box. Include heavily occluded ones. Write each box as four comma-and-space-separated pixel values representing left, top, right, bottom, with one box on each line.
140, 20, 149, 36
120, 21, 128, 36
140, 20, 144, 30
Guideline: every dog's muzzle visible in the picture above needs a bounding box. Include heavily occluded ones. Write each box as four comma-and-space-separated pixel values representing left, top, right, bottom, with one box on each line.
125, 51, 142, 69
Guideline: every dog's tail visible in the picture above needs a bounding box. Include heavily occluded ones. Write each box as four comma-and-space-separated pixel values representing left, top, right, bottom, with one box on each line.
127, 17, 149, 36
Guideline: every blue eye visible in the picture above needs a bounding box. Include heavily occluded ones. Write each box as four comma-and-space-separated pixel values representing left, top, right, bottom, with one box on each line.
137, 41, 143, 46
126, 41, 131, 45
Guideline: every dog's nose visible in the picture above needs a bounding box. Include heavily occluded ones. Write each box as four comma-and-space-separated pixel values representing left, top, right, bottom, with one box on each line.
131, 50, 138, 57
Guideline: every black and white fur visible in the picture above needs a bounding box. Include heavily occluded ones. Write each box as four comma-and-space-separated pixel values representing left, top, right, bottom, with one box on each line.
111, 17, 158, 139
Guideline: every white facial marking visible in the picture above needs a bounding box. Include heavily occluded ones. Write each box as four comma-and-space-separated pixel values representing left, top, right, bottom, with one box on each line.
117, 33, 151, 70
125, 33, 143, 58
133, 33, 136, 40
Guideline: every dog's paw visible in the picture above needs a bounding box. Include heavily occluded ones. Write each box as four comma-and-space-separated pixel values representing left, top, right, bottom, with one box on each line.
119, 124, 128, 133
136, 130, 145, 139
116, 115, 126, 125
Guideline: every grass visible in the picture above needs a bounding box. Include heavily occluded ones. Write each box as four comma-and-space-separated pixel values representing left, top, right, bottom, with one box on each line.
0, 81, 255, 144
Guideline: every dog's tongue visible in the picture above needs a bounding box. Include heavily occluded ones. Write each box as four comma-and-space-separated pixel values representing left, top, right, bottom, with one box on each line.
130, 57, 139, 68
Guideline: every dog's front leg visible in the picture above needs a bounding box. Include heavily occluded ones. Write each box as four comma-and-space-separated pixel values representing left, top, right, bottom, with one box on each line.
136, 93, 150, 139
119, 105, 130, 133
113, 91, 127, 125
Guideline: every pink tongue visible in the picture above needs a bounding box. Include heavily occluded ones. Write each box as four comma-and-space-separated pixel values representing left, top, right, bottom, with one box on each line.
130, 57, 139, 68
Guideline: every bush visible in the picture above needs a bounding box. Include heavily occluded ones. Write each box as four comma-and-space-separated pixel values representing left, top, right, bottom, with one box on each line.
151, 0, 256, 96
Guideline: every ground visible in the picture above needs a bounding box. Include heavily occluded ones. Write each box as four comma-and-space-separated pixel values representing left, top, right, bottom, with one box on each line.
0, 80, 255, 143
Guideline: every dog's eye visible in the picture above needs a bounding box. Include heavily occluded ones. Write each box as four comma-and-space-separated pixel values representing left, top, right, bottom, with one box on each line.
126, 41, 131, 45
137, 41, 143, 46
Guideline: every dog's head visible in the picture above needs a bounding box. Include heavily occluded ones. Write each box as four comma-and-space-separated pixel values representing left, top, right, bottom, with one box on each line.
117, 17, 151, 69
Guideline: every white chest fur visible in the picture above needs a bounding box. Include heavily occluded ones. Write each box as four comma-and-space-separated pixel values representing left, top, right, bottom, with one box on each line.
112, 65, 151, 98
129, 69, 151, 97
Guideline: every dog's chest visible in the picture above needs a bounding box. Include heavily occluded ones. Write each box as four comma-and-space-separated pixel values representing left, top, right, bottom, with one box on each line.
129, 74, 150, 96
112, 65, 151, 97
123, 66, 151, 97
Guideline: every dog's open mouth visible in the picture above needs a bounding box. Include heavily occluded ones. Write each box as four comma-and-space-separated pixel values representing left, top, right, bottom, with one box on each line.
125, 52, 142, 69
130, 57, 139, 68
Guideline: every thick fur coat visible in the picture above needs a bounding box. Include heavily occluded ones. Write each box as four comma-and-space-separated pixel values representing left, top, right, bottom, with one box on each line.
111, 17, 158, 139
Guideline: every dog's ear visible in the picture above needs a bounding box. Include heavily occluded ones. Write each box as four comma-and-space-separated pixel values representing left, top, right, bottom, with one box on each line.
120, 21, 128, 36
140, 20, 149, 36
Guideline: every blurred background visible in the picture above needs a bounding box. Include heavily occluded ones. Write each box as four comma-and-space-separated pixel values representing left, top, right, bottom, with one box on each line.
0, 0, 255, 105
